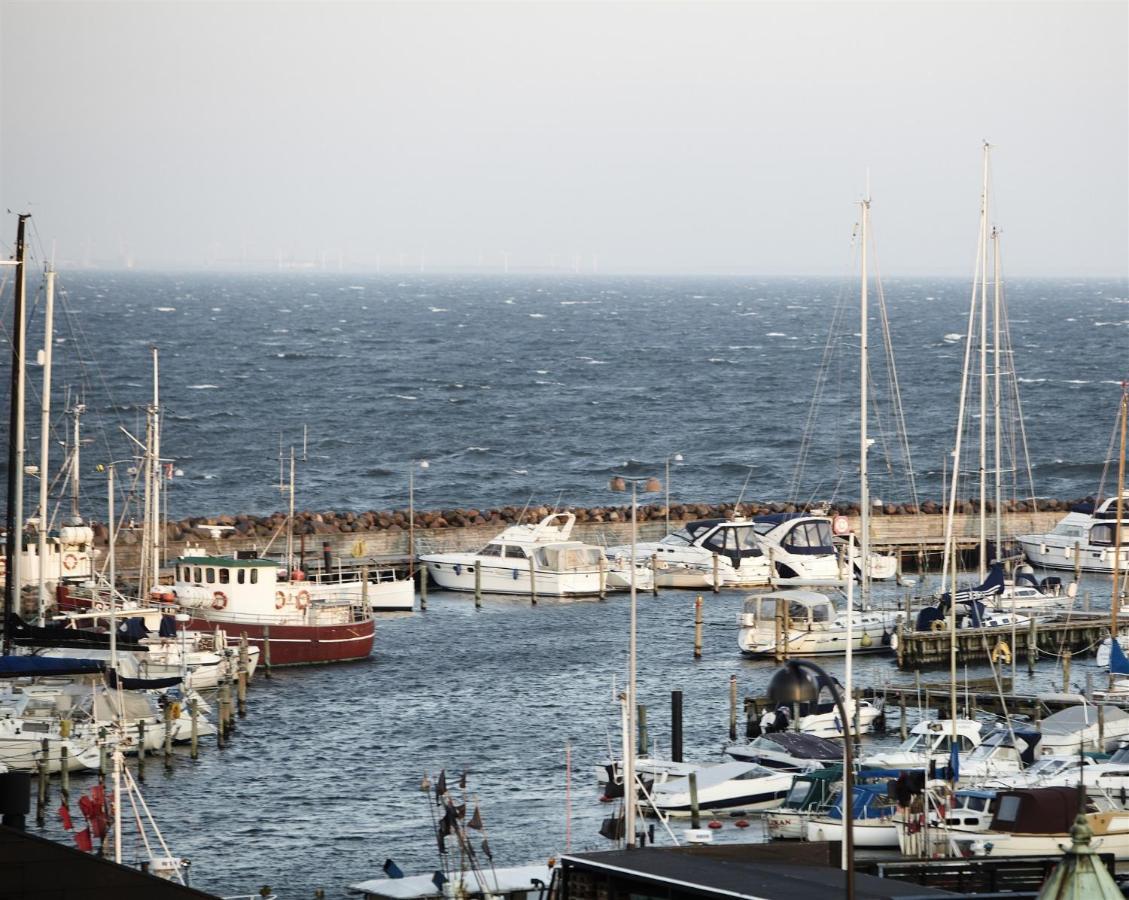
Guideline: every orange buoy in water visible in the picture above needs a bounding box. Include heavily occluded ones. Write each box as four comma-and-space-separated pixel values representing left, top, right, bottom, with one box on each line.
707, 820, 723, 829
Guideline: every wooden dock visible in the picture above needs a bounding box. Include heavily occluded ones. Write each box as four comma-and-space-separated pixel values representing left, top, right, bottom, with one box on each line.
893, 614, 1113, 670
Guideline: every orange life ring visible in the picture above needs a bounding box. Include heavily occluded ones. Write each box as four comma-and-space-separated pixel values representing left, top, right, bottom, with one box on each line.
63, 553, 78, 571
211, 591, 228, 610
295, 589, 310, 610
275, 590, 286, 610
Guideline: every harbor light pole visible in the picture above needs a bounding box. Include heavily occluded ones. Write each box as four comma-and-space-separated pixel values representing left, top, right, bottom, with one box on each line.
609, 473, 661, 848
768, 659, 854, 900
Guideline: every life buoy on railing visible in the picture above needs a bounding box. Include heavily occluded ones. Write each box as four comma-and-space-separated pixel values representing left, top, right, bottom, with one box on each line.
991, 640, 1012, 665
832, 515, 850, 536
295, 589, 310, 611
275, 591, 286, 610
168, 701, 181, 720
930, 619, 946, 632
211, 591, 228, 610
62, 553, 78, 571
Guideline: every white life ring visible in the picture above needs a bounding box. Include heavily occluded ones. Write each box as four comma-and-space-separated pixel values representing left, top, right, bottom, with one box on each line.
832, 515, 850, 536
63, 553, 79, 571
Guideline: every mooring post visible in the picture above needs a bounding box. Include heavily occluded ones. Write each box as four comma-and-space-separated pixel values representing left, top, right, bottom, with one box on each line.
774, 613, 784, 663
671, 690, 684, 762
528, 556, 537, 605
1027, 617, 1038, 675
262, 625, 272, 678
36, 742, 48, 826
189, 697, 199, 760
419, 567, 428, 610
899, 691, 908, 740
1099, 704, 1106, 746
637, 704, 648, 756
60, 745, 69, 804
895, 620, 905, 668
693, 595, 703, 659
688, 772, 701, 829
728, 674, 738, 741
598, 556, 606, 600
1063, 649, 1072, 692
474, 565, 482, 608
712, 553, 720, 593
163, 703, 173, 771
651, 554, 659, 596
137, 720, 146, 781
1074, 540, 1083, 584
98, 728, 108, 781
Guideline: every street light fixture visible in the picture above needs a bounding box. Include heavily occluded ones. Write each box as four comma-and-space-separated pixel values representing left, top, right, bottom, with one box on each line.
608, 473, 661, 849
767, 659, 854, 900
408, 460, 429, 581
665, 453, 683, 535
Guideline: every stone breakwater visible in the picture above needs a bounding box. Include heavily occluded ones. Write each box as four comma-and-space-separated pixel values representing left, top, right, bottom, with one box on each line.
86, 496, 1090, 547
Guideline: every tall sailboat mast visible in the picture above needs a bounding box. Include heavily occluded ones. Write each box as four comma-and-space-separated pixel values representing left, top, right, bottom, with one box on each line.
1112, 385, 1127, 639
36, 267, 56, 625
3, 213, 30, 654
978, 146, 991, 580
859, 196, 871, 596
150, 348, 161, 596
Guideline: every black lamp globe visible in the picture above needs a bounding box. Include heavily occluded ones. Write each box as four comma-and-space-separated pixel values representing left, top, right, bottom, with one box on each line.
766, 661, 821, 707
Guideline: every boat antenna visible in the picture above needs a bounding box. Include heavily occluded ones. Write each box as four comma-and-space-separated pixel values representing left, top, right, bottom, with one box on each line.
733, 465, 756, 515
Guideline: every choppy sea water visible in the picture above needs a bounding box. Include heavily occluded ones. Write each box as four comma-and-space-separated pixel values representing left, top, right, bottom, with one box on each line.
3, 272, 1127, 896
2, 272, 1126, 519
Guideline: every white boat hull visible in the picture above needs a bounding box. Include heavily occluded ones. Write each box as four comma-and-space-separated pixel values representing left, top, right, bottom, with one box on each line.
805, 817, 899, 847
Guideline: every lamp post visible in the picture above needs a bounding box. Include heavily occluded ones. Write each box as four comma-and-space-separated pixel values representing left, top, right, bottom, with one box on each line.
665, 453, 683, 535
767, 659, 854, 900
408, 460, 429, 580
609, 473, 661, 848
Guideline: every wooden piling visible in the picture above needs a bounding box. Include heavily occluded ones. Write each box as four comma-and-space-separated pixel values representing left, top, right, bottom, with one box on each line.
899, 691, 908, 740
1027, 617, 1038, 675
728, 674, 738, 741
238, 670, 248, 718
528, 557, 537, 605
475, 565, 482, 608
693, 596, 703, 659
1074, 540, 1083, 584
712, 553, 720, 593
239, 633, 250, 683
98, 728, 108, 781
60, 745, 69, 803
163, 704, 173, 771
598, 556, 606, 600
651, 554, 659, 596
1063, 650, 1072, 692
637, 704, 648, 756
774, 614, 784, 664
671, 691, 683, 763
137, 721, 146, 780
1099, 705, 1106, 747
263, 625, 272, 678
419, 567, 428, 610
36, 741, 47, 827
688, 772, 701, 829
190, 697, 199, 760
361, 565, 369, 612
895, 620, 905, 668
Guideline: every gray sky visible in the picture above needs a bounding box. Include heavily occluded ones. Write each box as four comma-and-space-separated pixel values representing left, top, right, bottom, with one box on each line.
1, 0, 1126, 275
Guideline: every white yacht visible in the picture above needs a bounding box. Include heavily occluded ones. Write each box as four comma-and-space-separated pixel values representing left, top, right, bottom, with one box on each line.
737, 590, 898, 657
612, 513, 895, 590
648, 760, 796, 816
1036, 704, 1129, 756
862, 719, 982, 770
1017, 492, 1129, 574
420, 512, 651, 597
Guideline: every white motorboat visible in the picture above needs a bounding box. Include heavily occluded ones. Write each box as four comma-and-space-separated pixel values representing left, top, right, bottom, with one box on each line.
862, 719, 982, 770
723, 732, 844, 770
958, 726, 1041, 781
350, 865, 554, 900
421, 512, 651, 597
943, 786, 1129, 859
737, 590, 897, 657
1017, 492, 1129, 574
1036, 704, 1129, 756
991, 565, 1070, 613
648, 760, 796, 816
596, 756, 701, 795
980, 754, 1098, 790
616, 513, 894, 589
804, 781, 901, 847
764, 767, 843, 839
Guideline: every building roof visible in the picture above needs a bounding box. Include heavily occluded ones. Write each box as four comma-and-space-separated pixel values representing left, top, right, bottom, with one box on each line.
562, 846, 954, 900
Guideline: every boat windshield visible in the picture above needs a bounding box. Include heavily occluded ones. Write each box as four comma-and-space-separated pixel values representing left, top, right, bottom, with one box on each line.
734, 764, 776, 780
1109, 747, 1129, 765
784, 779, 813, 807
1051, 522, 1086, 538
896, 733, 926, 752
662, 528, 697, 547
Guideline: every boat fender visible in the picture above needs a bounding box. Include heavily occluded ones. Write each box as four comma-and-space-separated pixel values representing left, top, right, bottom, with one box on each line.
275, 591, 286, 610
990, 640, 1011, 665
454, 564, 462, 576
707, 820, 723, 830
211, 591, 228, 610
512, 569, 519, 580
930, 619, 946, 632
860, 632, 873, 648
296, 589, 310, 610
734, 819, 750, 829
63, 553, 78, 571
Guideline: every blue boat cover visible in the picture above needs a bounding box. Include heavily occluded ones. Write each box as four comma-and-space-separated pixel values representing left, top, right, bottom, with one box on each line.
0, 655, 105, 677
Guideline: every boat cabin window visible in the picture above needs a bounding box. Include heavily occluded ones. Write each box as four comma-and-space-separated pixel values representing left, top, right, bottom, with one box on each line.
1091, 523, 1129, 546
250, 569, 258, 584
994, 794, 1021, 823
782, 521, 834, 553
785, 780, 812, 805
219, 568, 230, 584
1052, 523, 1085, 538
934, 734, 976, 753
479, 544, 503, 557
205, 568, 216, 584
504, 546, 526, 560
237, 569, 246, 584
193, 567, 202, 583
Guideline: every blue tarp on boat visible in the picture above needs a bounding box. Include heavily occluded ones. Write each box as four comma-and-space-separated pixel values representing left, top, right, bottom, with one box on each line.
0, 655, 105, 677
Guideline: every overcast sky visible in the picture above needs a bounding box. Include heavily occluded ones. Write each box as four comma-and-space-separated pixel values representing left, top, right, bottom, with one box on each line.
1, 1, 1126, 275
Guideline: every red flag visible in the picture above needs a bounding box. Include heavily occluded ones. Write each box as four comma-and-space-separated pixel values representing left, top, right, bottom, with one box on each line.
78, 793, 95, 821
58, 804, 73, 831
73, 828, 93, 852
